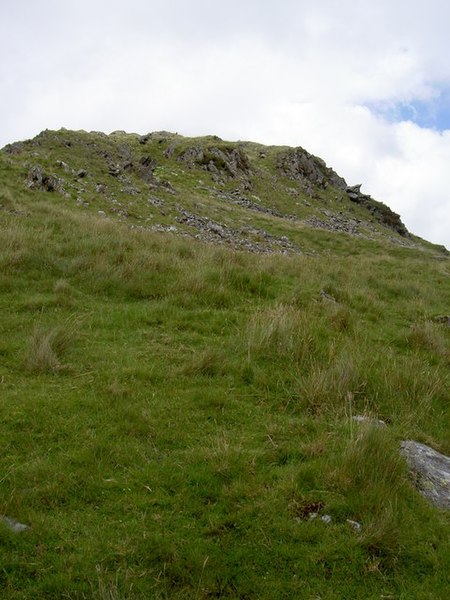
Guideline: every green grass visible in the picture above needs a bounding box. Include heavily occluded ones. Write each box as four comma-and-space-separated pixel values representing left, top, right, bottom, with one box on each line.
0, 131, 449, 598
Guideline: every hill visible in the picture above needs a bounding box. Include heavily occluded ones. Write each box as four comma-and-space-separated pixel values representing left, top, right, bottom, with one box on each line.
0, 129, 449, 599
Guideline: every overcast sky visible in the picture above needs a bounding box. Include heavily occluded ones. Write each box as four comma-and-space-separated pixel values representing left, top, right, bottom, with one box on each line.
1, 0, 449, 248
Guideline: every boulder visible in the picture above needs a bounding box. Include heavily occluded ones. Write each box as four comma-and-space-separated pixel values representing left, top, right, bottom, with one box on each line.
401, 441, 450, 509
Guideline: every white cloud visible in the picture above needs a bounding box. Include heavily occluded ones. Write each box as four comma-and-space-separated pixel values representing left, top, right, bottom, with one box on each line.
1, 0, 449, 247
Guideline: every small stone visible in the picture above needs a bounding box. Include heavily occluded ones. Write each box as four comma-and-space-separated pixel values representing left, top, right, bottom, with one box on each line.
0, 515, 29, 533
320, 289, 337, 303
98, 210, 106, 217
346, 519, 362, 531
321, 514, 332, 524
433, 315, 450, 327
55, 160, 70, 172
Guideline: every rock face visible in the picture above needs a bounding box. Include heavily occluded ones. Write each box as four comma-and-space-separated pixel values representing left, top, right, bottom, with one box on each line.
277, 147, 347, 195
401, 441, 450, 509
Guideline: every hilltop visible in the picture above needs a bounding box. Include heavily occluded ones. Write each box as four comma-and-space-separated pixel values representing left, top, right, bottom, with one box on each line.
0, 129, 449, 599
2, 128, 447, 256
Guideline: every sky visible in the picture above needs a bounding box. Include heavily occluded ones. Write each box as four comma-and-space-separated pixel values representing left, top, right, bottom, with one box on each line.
1, 0, 449, 249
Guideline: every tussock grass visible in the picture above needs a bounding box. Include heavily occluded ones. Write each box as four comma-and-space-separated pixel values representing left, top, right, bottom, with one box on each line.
246, 304, 314, 364
24, 316, 80, 373
295, 356, 362, 415
180, 348, 225, 377
330, 425, 409, 561
25, 325, 71, 372
406, 322, 449, 361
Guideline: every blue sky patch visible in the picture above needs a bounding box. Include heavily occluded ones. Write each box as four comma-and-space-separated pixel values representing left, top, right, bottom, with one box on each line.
367, 88, 450, 131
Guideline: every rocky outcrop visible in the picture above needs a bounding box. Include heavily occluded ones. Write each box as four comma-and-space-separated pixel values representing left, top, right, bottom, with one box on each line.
177, 145, 252, 186
346, 185, 409, 237
2, 141, 25, 154
401, 441, 450, 509
26, 165, 68, 195
135, 154, 157, 183
277, 148, 347, 195
276, 147, 409, 237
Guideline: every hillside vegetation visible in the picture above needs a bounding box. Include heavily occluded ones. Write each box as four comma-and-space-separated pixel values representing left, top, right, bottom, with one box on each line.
0, 130, 449, 599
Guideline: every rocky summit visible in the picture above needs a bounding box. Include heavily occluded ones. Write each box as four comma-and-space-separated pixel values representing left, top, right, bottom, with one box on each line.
2, 128, 445, 257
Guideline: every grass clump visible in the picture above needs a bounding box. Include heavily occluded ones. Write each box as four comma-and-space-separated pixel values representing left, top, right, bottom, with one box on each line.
334, 426, 407, 521
246, 304, 313, 364
25, 322, 75, 373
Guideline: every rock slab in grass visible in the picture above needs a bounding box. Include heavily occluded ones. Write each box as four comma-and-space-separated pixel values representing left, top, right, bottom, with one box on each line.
401, 441, 450, 510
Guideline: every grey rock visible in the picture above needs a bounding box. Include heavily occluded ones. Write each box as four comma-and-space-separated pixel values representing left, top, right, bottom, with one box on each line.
433, 315, 450, 327
346, 519, 362, 531
120, 185, 141, 195
305, 211, 365, 236
174, 206, 301, 254
26, 165, 66, 194
277, 147, 347, 191
2, 141, 25, 154
320, 289, 337, 303
177, 145, 252, 186
148, 196, 164, 207
346, 184, 409, 237
321, 514, 332, 524
401, 441, 450, 509
136, 155, 157, 182
347, 184, 362, 194
164, 142, 178, 158
1, 515, 29, 533
108, 164, 122, 177
55, 160, 71, 172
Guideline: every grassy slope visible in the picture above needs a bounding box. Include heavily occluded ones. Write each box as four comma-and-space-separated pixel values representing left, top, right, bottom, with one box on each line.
0, 131, 449, 599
